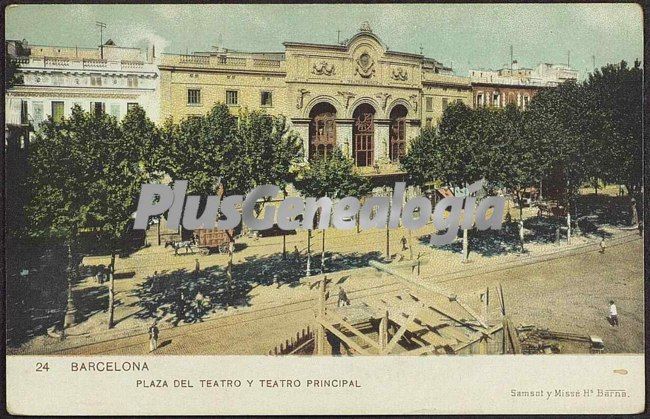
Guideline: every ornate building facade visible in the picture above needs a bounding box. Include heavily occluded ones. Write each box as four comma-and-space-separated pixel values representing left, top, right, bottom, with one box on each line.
158, 23, 473, 174
5, 39, 160, 130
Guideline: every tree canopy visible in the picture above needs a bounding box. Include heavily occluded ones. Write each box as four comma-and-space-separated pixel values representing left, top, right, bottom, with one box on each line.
295, 148, 371, 199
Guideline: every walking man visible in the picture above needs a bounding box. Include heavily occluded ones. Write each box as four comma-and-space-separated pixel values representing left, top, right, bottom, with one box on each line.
194, 258, 200, 278
401, 236, 408, 252
609, 300, 619, 327
148, 321, 159, 352
337, 287, 350, 307
599, 237, 606, 254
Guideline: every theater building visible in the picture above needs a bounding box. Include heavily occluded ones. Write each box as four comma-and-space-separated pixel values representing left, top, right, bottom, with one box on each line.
158, 22, 472, 177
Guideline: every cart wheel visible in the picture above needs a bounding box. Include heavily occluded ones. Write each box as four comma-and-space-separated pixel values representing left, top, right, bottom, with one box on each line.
219, 244, 228, 253
200, 248, 209, 256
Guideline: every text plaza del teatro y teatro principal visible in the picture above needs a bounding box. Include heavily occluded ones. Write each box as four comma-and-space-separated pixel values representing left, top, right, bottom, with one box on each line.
6, 22, 577, 184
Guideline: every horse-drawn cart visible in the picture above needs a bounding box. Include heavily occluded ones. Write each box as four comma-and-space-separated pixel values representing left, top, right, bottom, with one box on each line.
536, 200, 567, 218
194, 228, 235, 255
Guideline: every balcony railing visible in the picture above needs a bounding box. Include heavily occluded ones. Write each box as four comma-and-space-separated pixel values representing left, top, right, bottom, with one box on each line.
162, 53, 284, 71
16, 56, 155, 73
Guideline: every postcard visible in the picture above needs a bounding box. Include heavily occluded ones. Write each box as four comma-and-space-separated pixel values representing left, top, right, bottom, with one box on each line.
4, 2, 644, 415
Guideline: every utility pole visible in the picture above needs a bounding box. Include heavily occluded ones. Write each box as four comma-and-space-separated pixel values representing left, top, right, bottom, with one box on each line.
567, 50, 571, 67
337, 29, 341, 44
96, 21, 106, 59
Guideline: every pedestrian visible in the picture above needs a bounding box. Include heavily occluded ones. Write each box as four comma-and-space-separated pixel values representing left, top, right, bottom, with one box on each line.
194, 258, 200, 277
518, 220, 525, 252
401, 236, 408, 251
609, 300, 619, 326
175, 290, 185, 326
195, 292, 205, 321
293, 246, 300, 259
148, 321, 159, 352
337, 287, 350, 307
96, 265, 107, 284
599, 237, 606, 254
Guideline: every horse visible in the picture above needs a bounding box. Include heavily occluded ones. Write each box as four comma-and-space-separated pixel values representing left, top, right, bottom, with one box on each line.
165, 237, 196, 255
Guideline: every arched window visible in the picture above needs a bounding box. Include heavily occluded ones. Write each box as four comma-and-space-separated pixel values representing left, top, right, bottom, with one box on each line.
309, 103, 337, 160
389, 105, 407, 162
352, 103, 375, 167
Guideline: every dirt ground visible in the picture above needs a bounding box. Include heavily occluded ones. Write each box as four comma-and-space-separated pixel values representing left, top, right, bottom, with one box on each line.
7, 186, 645, 355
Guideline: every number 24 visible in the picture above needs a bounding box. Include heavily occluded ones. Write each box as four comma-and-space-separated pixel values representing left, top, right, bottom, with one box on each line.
35, 362, 49, 372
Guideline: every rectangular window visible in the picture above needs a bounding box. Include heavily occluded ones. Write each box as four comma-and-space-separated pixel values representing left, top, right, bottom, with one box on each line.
187, 89, 201, 105
92, 102, 105, 116
33, 102, 44, 125
20, 100, 28, 125
425, 97, 433, 112
492, 93, 500, 106
226, 90, 238, 106
109, 104, 121, 119
52, 101, 65, 122
127, 75, 138, 87
442, 98, 449, 111
90, 75, 102, 86
476, 94, 483, 108
426, 118, 432, 128
260, 91, 273, 107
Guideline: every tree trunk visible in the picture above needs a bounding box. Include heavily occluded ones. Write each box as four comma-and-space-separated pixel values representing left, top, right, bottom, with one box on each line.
462, 229, 469, 262
306, 230, 311, 277
321, 229, 326, 272
386, 224, 390, 260
282, 234, 286, 259
107, 252, 116, 329
626, 185, 639, 226
63, 240, 78, 329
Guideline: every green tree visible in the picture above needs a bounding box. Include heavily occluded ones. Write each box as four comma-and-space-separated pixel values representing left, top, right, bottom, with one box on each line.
525, 81, 592, 232
222, 109, 303, 195
26, 106, 112, 329
402, 102, 506, 259
584, 60, 643, 224
159, 104, 235, 196
490, 104, 554, 220
295, 148, 371, 273
89, 105, 161, 328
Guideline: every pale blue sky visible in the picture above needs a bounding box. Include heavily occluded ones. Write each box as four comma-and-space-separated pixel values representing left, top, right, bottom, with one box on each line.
5, 3, 644, 78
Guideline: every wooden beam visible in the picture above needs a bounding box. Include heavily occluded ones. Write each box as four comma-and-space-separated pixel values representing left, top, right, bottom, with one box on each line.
379, 310, 389, 352
325, 311, 380, 350
383, 311, 421, 354
317, 318, 371, 355
498, 282, 506, 316
369, 260, 487, 328
402, 342, 441, 356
